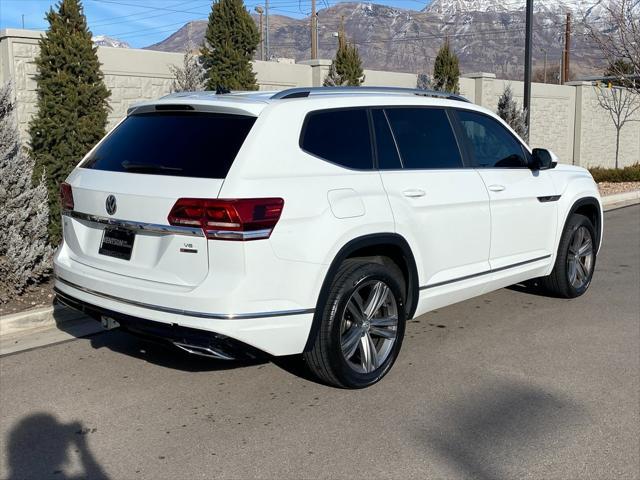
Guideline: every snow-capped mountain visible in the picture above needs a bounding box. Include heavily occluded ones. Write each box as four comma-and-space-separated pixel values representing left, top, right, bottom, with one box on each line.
146, 1, 610, 79
425, 0, 611, 19
92, 35, 130, 49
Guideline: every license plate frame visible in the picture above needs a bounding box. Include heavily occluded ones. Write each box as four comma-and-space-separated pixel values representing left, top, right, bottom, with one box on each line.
99, 227, 135, 260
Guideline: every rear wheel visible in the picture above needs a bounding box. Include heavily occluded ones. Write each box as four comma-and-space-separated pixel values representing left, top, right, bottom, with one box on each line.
304, 259, 406, 389
542, 214, 597, 298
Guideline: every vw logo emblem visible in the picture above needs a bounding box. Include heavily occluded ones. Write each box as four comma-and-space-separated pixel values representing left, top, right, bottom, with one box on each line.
105, 195, 117, 216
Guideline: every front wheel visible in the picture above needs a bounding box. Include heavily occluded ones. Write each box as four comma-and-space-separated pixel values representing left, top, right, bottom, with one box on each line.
304, 259, 406, 389
542, 213, 597, 298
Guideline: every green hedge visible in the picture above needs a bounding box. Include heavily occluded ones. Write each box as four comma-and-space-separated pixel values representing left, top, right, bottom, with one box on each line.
589, 164, 640, 183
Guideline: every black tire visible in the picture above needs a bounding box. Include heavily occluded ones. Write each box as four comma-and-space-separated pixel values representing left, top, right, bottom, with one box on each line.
304, 259, 406, 389
541, 213, 597, 298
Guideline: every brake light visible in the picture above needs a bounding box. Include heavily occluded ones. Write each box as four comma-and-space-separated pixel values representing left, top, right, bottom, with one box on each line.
60, 182, 74, 210
168, 198, 284, 241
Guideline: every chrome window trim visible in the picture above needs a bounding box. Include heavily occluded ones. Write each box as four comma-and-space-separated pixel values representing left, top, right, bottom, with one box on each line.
63, 210, 204, 237
55, 275, 315, 320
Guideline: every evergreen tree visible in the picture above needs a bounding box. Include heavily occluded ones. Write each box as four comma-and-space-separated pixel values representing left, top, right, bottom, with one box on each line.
29, 0, 110, 244
201, 0, 260, 92
323, 27, 365, 87
497, 84, 528, 141
433, 39, 460, 94
0, 82, 53, 300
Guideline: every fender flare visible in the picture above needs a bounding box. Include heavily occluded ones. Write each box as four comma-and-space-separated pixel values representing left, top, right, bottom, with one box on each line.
563, 196, 602, 253
303, 233, 419, 352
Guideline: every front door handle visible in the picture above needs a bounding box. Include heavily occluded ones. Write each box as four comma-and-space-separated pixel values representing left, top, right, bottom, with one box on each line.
488, 184, 506, 192
403, 189, 426, 198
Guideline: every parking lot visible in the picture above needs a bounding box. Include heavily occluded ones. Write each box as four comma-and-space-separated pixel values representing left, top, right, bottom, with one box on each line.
1, 205, 638, 480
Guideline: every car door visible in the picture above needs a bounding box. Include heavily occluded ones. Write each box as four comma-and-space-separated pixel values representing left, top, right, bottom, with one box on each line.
374, 107, 491, 311
452, 109, 559, 271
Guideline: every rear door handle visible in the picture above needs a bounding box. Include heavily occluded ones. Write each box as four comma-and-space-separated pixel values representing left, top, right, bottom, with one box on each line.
488, 184, 506, 192
403, 189, 426, 198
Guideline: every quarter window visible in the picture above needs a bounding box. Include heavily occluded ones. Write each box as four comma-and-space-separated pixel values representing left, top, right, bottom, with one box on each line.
456, 110, 528, 168
384, 108, 463, 169
300, 108, 373, 169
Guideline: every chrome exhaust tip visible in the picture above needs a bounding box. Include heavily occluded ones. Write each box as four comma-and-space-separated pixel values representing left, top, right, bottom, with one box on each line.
173, 342, 235, 360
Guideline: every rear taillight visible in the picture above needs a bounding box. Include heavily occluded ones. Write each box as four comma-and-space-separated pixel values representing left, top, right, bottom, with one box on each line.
168, 198, 284, 241
60, 182, 74, 210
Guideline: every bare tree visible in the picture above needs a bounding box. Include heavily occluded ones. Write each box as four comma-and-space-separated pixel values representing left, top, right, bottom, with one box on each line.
169, 40, 205, 93
588, 0, 639, 93
594, 84, 640, 168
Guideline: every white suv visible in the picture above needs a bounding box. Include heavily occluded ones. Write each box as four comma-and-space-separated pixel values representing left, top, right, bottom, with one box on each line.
54, 87, 602, 388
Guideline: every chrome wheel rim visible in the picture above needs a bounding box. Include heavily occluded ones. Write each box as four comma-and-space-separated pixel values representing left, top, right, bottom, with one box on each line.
340, 280, 398, 374
567, 226, 594, 289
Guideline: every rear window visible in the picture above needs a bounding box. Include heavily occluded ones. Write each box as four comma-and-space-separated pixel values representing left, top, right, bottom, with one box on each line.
300, 108, 373, 170
81, 112, 256, 178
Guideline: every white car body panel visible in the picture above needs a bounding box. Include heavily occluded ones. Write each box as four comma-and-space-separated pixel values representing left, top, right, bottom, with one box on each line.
53, 90, 602, 357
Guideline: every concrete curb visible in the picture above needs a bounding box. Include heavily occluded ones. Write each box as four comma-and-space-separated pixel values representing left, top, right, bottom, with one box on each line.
601, 189, 640, 211
0, 190, 638, 353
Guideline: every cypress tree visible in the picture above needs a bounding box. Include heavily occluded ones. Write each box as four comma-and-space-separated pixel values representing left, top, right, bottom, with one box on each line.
201, 0, 260, 91
324, 28, 365, 87
497, 84, 528, 140
29, 0, 110, 244
433, 39, 460, 94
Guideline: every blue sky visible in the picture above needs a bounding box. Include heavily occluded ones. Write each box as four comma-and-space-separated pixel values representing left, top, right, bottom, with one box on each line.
0, 0, 432, 48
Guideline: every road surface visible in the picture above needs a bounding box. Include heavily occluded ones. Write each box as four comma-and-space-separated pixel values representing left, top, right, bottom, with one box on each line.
1, 205, 638, 479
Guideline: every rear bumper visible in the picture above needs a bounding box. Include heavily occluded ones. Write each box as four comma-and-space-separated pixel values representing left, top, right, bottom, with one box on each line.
55, 288, 265, 360
53, 238, 323, 356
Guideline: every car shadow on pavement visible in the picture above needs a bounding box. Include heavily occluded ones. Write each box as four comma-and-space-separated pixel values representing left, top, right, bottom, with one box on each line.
5, 412, 109, 480
416, 380, 585, 480
88, 329, 269, 373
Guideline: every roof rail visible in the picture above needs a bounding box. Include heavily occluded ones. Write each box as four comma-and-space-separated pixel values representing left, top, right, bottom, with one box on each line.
270, 86, 470, 103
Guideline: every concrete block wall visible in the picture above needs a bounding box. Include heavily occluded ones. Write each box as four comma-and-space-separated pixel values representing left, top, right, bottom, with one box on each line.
1, 28, 638, 168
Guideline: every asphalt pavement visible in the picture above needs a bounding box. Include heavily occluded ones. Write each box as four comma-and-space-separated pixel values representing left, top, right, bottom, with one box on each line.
1, 205, 638, 480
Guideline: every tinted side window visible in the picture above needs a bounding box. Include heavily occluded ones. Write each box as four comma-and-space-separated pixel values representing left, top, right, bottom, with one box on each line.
384, 108, 462, 169
371, 109, 402, 169
456, 110, 528, 168
301, 109, 373, 169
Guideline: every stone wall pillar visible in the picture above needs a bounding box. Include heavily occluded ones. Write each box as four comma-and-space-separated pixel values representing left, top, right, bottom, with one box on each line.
461, 72, 496, 107
566, 81, 592, 166
298, 59, 332, 87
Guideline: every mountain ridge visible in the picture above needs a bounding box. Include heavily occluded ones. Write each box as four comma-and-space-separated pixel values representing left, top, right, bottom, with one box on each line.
143, 1, 609, 79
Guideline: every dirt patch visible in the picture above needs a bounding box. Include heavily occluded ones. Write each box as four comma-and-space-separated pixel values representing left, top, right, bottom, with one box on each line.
0, 278, 55, 317
598, 181, 640, 197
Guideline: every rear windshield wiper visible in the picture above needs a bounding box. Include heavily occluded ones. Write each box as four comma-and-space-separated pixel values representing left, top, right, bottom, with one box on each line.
121, 161, 183, 173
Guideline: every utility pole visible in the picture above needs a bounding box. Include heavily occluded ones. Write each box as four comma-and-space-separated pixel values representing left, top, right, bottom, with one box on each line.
265, 0, 270, 60
523, 0, 533, 135
255, 6, 264, 61
542, 48, 548, 83
21, 14, 25, 29
311, 0, 318, 59
562, 12, 571, 83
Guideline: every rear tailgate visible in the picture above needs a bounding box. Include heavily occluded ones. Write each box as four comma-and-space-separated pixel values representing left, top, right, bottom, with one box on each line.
62, 109, 257, 287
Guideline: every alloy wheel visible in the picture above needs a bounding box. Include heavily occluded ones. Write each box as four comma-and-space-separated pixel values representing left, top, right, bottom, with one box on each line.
567, 225, 594, 289
340, 280, 398, 374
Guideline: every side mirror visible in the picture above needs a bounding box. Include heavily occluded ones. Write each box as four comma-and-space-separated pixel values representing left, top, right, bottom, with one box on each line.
530, 148, 558, 170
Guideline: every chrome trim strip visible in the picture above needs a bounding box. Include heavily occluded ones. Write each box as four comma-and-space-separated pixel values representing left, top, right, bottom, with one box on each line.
55, 275, 315, 320
420, 255, 552, 290
206, 229, 271, 240
62, 210, 204, 237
